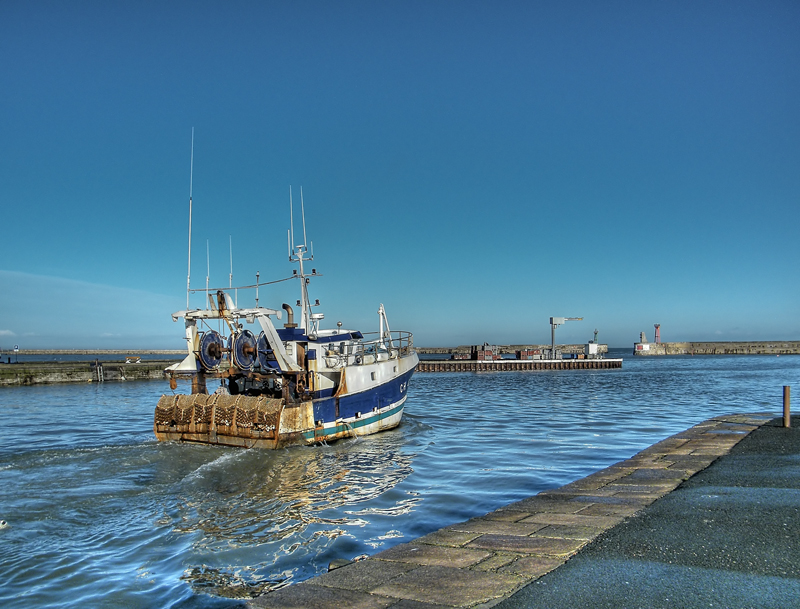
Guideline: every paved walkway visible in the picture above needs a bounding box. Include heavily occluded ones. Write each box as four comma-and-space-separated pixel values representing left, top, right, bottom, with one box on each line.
251, 413, 795, 608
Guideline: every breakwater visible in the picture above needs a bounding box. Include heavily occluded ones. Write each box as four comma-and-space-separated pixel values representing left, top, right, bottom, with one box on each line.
0, 356, 622, 384
0, 360, 176, 386
633, 341, 800, 356
419, 344, 608, 356
0, 349, 184, 356
418, 358, 622, 372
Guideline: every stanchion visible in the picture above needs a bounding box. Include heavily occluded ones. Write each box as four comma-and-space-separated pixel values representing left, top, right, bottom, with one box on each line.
784, 386, 791, 428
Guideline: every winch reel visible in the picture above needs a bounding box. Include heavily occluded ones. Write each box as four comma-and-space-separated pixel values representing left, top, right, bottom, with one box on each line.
198, 330, 224, 370
231, 329, 257, 370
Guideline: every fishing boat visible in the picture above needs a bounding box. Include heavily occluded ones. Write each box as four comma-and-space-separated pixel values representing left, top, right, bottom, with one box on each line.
154, 187, 418, 448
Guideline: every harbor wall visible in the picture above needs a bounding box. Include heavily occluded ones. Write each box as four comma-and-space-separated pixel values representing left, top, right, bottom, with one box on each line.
633, 341, 800, 356
0, 360, 176, 386
418, 344, 608, 356
417, 359, 622, 372
0, 349, 184, 356
0, 357, 622, 385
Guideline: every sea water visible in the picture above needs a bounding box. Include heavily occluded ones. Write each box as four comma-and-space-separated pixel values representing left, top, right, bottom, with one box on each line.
0, 350, 797, 608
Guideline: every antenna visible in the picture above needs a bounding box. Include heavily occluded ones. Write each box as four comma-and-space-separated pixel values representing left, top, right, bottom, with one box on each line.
186, 127, 194, 309
284, 188, 313, 330
289, 186, 295, 252
205, 239, 210, 305
230, 235, 236, 308
300, 186, 307, 247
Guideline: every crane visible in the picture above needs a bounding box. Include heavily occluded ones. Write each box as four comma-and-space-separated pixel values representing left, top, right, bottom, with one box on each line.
549, 317, 583, 360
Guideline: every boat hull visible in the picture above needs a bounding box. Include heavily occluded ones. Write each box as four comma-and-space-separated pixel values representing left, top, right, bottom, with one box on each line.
154, 394, 407, 449
154, 357, 416, 449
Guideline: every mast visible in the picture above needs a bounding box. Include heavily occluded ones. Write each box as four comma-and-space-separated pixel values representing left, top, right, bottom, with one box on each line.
186, 128, 194, 309
298, 242, 308, 331
300, 186, 307, 247
288, 186, 313, 331
289, 186, 294, 253
229, 235, 236, 307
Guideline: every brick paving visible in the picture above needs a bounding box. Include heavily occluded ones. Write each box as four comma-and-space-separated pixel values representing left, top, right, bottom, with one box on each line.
250, 413, 772, 609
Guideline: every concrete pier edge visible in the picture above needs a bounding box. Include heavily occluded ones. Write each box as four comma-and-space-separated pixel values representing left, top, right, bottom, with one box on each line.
249, 412, 775, 609
0, 360, 176, 386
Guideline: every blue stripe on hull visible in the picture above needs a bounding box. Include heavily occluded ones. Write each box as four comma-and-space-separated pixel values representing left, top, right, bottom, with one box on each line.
311, 367, 415, 425
301, 399, 406, 442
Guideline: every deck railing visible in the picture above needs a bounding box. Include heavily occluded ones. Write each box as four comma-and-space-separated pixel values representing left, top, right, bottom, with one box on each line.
353, 330, 414, 356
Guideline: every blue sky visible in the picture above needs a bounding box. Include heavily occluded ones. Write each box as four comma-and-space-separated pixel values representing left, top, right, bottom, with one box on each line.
1, 1, 798, 350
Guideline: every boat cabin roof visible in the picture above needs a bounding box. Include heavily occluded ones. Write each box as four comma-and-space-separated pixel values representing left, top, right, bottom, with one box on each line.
275, 328, 364, 343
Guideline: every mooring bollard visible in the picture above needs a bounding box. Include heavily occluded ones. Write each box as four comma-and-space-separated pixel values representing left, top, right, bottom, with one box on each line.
784, 385, 791, 428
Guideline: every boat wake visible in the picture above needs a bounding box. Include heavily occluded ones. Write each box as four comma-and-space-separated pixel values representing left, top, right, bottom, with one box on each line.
179, 449, 247, 484
163, 428, 418, 597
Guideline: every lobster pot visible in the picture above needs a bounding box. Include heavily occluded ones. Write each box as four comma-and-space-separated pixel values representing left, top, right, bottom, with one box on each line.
155, 394, 284, 445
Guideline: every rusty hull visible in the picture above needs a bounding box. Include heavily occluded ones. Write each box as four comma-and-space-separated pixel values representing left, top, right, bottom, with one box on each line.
154, 393, 324, 449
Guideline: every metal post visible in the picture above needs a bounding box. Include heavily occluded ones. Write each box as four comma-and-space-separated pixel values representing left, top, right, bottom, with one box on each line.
784, 386, 791, 428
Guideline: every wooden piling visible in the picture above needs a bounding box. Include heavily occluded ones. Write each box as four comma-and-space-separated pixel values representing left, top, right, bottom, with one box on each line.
784, 386, 791, 428
416, 359, 622, 372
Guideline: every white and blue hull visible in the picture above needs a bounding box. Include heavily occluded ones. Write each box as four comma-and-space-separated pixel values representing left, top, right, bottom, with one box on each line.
301, 356, 417, 443
156, 349, 418, 449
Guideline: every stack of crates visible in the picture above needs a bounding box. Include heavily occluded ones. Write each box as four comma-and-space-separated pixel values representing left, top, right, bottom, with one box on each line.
472, 344, 500, 361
